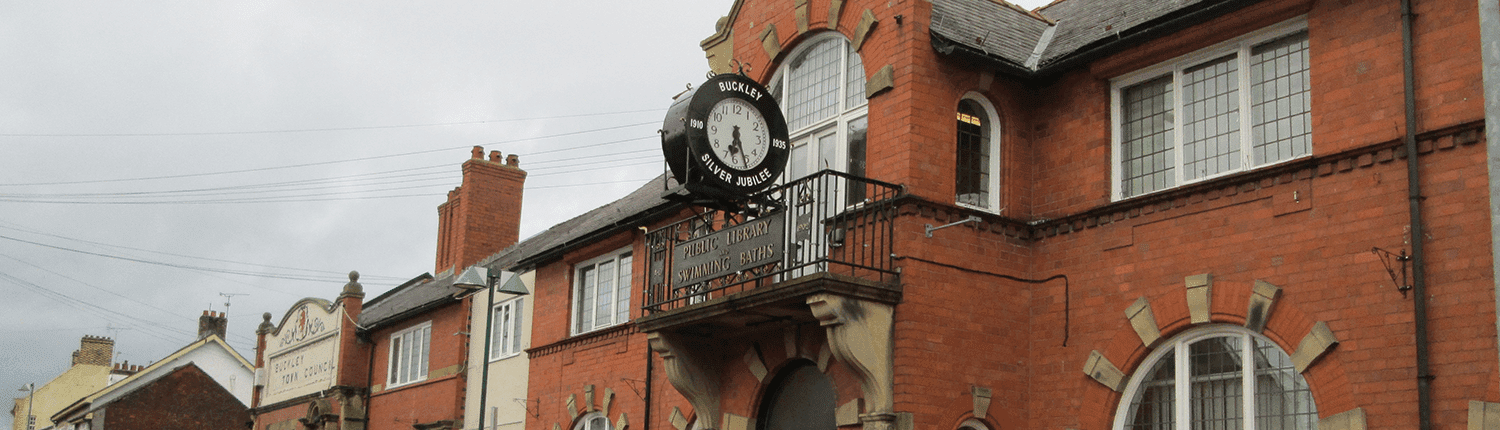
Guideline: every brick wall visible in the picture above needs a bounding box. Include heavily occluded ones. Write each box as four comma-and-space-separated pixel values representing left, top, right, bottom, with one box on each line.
102, 363, 249, 430
699, 0, 1496, 429
367, 299, 472, 430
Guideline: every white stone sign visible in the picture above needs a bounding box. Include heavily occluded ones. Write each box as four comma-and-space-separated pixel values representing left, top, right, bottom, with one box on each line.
262, 299, 342, 405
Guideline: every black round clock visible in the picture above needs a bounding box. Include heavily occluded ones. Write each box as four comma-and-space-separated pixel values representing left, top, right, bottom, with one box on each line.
662, 73, 790, 196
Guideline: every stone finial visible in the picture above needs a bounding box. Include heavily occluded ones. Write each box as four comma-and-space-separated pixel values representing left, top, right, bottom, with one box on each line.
343, 271, 364, 295
471, 145, 484, 159
258, 312, 275, 334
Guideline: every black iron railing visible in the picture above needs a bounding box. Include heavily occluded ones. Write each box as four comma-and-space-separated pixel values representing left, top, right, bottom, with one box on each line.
644, 170, 902, 313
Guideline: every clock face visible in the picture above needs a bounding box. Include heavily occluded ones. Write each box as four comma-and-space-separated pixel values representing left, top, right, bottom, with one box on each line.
707, 98, 771, 170
660, 73, 789, 196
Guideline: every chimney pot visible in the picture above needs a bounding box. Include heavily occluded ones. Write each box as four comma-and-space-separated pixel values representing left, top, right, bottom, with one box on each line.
507, 154, 520, 166
489, 150, 502, 162
471, 146, 484, 159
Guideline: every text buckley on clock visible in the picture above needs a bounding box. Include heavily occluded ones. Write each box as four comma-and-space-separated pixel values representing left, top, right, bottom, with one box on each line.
717, 80, 764, 101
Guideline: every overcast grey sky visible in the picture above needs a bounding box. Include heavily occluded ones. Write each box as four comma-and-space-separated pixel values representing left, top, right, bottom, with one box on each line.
0, 0, 1052, 425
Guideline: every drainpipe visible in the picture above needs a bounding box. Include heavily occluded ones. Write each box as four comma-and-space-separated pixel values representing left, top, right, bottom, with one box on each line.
644, 339, 653, 430
1398, 0, 1433, 429
1477, 0, 1500, 385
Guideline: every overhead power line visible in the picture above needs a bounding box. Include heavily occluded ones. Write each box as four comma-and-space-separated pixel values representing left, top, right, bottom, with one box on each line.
0, 108, 666, 137
0, 221, 408, 282
0, 233, 349, 286
0, 124, 659, 187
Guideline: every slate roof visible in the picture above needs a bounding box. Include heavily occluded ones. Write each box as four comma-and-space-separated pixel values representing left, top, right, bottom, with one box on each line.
930, 0, 1241, 74
356, 175, 678, 329
930, 0, 1052, 68
359, 272, 463, 329
482, 173, 683, 272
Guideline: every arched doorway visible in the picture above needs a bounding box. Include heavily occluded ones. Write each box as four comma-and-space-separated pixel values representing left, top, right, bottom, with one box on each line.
757, 362, 837, 430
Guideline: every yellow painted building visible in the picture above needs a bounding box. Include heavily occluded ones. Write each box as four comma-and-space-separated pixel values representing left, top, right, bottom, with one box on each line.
9, 336, 129, 430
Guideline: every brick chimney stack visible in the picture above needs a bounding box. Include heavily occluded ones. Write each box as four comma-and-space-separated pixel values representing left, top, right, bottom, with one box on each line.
198, 310, 228, 340
72, 335, 113, 367
434, 146, 527, 274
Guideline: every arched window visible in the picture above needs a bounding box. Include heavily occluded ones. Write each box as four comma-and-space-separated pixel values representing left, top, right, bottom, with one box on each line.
757, 362, 837, 430
574, 412, 611, 430
956, 418, 991, 430
1114, 326, 1317, 430
768, 33, 869, 182
955, 94, 1001, 211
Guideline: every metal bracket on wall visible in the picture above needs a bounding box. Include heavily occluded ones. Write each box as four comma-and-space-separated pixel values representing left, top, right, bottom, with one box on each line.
925, 215, 981, 237
1371, 247, 1413, 297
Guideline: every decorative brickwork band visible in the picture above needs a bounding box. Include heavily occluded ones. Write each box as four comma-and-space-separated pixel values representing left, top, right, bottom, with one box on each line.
1083, 350, 1126, 392
1245, 280, 1282, 333
1185, 274, 1214, 324
807, 293, 895, 430
1318, 408, 1367, 430
648, 332, 724, 430
1125, 297, 1162, 347
1291, 321, 1339, 373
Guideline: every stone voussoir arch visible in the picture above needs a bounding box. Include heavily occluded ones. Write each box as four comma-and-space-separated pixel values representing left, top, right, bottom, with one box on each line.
1079, 273, 1361, 429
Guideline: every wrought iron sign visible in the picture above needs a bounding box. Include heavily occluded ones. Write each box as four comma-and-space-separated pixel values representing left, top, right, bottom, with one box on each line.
670, 211, 786, 286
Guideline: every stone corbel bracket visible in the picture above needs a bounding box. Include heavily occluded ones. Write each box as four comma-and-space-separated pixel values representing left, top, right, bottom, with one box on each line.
807, 293, 895, 430
648, 332, 725, 430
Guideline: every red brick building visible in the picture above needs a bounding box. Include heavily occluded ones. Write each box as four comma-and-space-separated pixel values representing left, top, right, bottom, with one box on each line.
252, 146, 525, 430
53, 363, 248, 430
473, 0, 1497, 430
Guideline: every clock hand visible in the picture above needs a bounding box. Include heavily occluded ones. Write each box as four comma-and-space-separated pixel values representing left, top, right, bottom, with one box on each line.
730, 125, 744, 167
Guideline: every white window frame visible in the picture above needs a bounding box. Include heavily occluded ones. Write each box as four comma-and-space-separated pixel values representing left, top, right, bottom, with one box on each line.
489, 297, 524, 361
956, 92, 1002, 212
767, 31, 869, 182
571, 247, 633, 335
1110, 17, 1310, 201
1111, 325, 1318, 430
386, 321, 431, 388
573, 412, 612, 430
957, 418, 990, 430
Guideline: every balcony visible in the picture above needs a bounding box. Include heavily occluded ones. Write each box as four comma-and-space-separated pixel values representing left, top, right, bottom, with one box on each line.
637, 170, 903, 334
